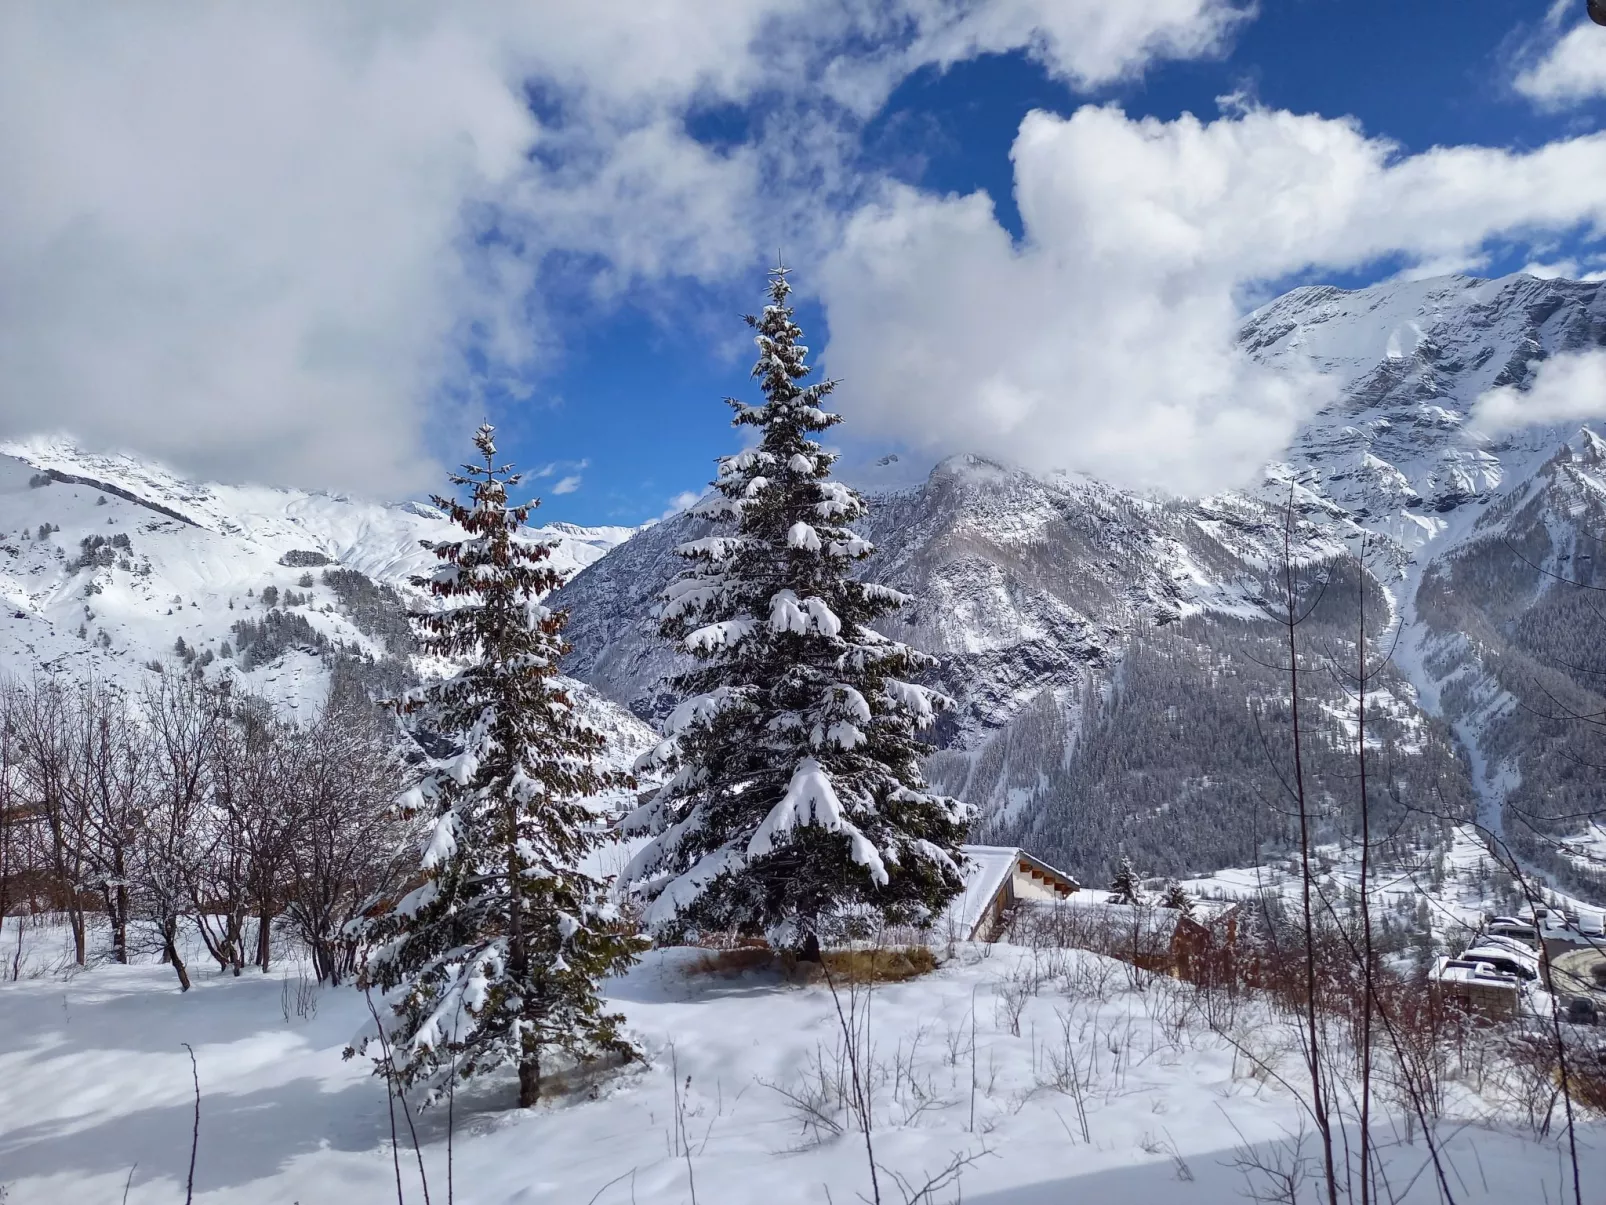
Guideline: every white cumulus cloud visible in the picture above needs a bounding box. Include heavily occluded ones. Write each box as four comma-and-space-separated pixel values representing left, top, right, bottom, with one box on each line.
1470, 350, 1606, 435
820, 104, 1606, 494
0, 0, 1242, 497
902, 0, 1248, 90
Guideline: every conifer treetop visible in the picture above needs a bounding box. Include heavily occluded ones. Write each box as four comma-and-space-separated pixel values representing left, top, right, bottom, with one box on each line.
1108, 854, 1144, 907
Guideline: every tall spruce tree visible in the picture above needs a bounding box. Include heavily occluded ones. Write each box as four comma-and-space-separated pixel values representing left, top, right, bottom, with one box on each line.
622, 266, 968, 955
1160, 879, 1194, 916
352, 424, 644, 1109
1108, 855, 1144, 906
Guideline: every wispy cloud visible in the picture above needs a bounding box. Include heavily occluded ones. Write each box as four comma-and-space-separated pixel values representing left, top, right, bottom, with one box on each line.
551, 474, 583, 495
534, 457, 589, 480
1515, 16, 1606, 109
659, 489, 703, 520
1470, 350, 1606, 435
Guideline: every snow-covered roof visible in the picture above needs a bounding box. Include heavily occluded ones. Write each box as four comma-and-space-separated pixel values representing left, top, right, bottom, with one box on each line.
945, 846, 1020, 941
1460, 945, 1539, 976
941, 845, 1079, 941
1468, 933, 1542, 963
1431, 956, 1522, 993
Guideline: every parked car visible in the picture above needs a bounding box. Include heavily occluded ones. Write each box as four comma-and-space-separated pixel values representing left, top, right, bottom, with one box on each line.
1459, 945, 1539, 982
1485, 921, 1540, 949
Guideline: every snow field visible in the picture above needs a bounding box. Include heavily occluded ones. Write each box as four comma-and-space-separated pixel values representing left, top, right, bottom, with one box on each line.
0, 441, 638, 717
1, 930, 1599, 1203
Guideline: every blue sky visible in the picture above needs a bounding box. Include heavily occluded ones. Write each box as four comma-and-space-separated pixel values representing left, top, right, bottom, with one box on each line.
5, 2, 1605, 512
498, 1, 1606, 525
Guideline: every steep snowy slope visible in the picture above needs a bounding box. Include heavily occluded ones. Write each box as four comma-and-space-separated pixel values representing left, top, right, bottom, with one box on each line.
1242, 273, 1606, 892
555, 450, 1473, 879
0, 438, 653, 754
553, 271, 1606, 883
1242, 272, 1603, 539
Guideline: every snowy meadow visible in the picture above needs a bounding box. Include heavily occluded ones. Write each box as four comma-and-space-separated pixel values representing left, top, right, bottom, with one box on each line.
1, 914, 1600, 1204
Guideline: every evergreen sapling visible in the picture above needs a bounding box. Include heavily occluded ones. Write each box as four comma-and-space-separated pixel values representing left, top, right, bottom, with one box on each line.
1108, 855, 1144, 907
351, 425, 644, 1109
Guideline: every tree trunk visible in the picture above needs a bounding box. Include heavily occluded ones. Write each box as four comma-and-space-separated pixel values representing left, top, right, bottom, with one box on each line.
227, 908, 246, 975
102, 882, 129, 965
1281, 496, 1339, 1205
113, 880, 129, 965
164, 917, 191, 992
69, 903, 86, 967
193, 902, 233, 973
256, 902, 272, 971
518, 1052, 541, 1108
799, 930, 822, 963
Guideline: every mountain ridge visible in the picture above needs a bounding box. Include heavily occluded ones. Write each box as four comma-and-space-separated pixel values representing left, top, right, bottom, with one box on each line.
2, 270, 1602, 886
0, 436, 658, 765
552, 269, 1606, 884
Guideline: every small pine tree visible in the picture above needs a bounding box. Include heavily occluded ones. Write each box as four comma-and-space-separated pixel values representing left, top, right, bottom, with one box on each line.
1160, 879, 1193, 916
352, 424, 644, 1109
1108, 855, 1144, 906
622, 266, 968, 956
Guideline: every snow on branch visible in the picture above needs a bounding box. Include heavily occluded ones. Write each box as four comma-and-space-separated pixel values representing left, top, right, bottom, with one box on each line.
676, 535, 750, 561
786, 521, 822, 552
768, 589, 841, 637
883, 679, 945, 727
746, 757, 888, 885
685, 618, 759, 654
859, 582, 910, 605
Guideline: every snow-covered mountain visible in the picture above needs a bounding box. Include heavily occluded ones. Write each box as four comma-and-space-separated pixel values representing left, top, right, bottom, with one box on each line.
552, 271, 1606, 886
1241, 272, 1606, 891
0, 436, 653, 756
5, 271, 1602, 886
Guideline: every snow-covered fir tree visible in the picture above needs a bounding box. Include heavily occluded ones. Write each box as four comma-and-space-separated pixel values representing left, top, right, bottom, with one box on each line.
621, 266, 968, 956
1108, 855, 1144, 906
352, 425, 644, 1109
1160, 879, 1193, 916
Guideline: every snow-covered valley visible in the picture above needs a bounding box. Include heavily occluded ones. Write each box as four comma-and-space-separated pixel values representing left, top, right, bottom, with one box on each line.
2, 920, 1599, 1204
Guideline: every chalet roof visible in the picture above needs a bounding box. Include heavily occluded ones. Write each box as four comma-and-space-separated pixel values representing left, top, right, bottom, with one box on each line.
943, 845, 1079, 941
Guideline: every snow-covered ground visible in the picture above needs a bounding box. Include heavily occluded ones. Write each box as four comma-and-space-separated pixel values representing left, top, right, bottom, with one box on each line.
1, 922, 1598, 1204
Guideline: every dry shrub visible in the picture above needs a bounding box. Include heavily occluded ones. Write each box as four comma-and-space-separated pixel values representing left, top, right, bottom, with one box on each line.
1568, 1056, 1606, 1114
686, 939, 775, 978
813, 945, 937, 984
683, 942, 937, 984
